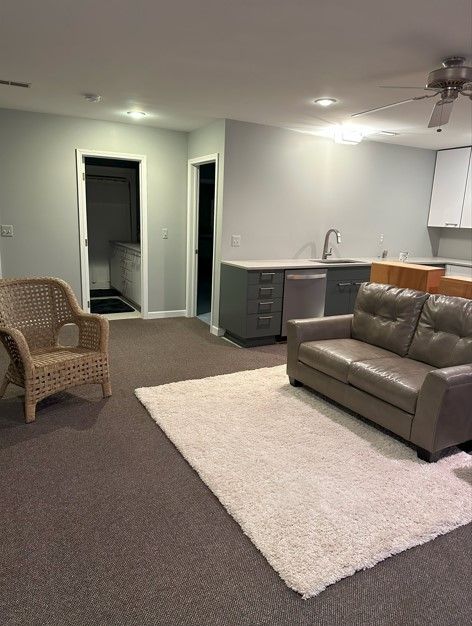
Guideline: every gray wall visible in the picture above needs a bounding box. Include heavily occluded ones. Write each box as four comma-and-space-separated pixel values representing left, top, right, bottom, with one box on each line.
221, 120, 437, 261
437, 229, 472, 260
0, 108, 188, 313
188, 120, 226, 327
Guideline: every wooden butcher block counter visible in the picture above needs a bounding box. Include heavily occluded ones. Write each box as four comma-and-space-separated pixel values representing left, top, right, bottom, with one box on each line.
370, 261, 445, 293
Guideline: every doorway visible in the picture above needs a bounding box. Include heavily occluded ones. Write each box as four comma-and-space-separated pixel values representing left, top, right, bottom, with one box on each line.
76, 150, 148, 318
196, 162, 216, 324
186, 154, 219, 330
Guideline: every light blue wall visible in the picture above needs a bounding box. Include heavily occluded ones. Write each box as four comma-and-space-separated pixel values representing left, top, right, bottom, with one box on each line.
0, 108, 188, 312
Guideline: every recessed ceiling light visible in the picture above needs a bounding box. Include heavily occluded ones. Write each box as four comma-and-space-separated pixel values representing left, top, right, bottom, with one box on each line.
127, 111, 146, 119
314, 98, 338, 107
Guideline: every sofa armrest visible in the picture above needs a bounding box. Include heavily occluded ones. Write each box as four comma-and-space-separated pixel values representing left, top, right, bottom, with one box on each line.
287, 315, 352, 371
411, 364, 472, 453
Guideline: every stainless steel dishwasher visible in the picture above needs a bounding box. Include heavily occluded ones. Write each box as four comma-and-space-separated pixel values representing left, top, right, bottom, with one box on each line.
281, 268, 327, 335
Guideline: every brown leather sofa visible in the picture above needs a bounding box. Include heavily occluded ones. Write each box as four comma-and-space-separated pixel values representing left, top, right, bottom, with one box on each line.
287, 282, 472, 462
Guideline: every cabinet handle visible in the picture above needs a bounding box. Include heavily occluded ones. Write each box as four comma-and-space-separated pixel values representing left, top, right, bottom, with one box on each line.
258, 315, 273, 320
444, 222, 458, 226
259, 301, 273, 305
259, 287, 274, 292
260, 272, 275, 276
353, 281, 363, 286
338, 282, 351, 287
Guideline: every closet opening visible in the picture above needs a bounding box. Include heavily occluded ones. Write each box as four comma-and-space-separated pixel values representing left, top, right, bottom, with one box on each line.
77, 152, 147, 319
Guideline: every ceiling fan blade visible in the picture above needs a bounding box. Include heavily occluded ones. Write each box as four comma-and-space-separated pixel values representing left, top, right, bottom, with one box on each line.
351, 93, 438, 118
351, 97, 417, 118
428, 99, 454, 127
378, 85, 431, 90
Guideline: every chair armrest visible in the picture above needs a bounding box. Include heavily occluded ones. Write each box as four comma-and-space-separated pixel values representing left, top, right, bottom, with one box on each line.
0, 326, 33, 376
287, 315, 352, 368
411, 364, 472, 453
75, 314, 109, 352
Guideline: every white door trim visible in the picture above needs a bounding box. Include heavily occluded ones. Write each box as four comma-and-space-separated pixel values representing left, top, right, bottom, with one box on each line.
76, 149, 149, 319
186, 153, 220, 330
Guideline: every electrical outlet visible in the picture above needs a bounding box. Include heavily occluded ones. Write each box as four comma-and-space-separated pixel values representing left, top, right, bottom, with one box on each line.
162, 228, 168, 239
231, 235, 241, 247
1, 225, 13, 237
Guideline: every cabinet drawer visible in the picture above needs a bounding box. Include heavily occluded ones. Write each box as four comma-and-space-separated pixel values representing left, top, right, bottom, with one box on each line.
245, 312, 281, 337
247, 283, 284, 300
325, 266, 371, 281
247, 298, 282, 315
247, 270, 284, 285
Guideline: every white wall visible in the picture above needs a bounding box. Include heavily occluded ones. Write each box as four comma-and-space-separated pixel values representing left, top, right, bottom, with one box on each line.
437, 229, 472, 260
221, 120, 437, 261
188, 120, 226, 328
0, 108, 188, 313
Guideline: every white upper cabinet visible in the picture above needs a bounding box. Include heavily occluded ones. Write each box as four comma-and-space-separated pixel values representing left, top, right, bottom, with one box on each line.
428, 147, 471, 228
460, 156, 472, 228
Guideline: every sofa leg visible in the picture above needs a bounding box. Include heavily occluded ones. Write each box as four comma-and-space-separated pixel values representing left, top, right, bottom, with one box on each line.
417, 447, 441, 463
289, 377, 303, 387
458, 440, 472, 453
102, 380, 112, 398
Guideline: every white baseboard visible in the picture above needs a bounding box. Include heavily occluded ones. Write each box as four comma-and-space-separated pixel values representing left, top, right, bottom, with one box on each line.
210, 325, 224, 336
146, 309, 187, 320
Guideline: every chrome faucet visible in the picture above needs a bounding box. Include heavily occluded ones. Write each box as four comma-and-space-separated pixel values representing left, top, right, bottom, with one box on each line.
322, 228, 342, 259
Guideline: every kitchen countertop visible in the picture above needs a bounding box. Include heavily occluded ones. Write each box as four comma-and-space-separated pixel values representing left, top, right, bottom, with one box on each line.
222, 256, 472, 270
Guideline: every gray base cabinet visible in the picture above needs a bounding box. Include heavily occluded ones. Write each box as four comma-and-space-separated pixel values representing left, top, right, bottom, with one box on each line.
219, 265, 284, 346
324, 266, 371, 316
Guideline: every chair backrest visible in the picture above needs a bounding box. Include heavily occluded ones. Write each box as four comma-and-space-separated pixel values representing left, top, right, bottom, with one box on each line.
0, 278, 78, 350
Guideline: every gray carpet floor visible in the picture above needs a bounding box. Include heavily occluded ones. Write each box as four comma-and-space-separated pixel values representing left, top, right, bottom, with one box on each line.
0, 318, 470, 626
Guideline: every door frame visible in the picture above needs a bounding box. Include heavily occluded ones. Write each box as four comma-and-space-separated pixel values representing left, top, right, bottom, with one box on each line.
76, 148, 149, 318
186, 153, 220, 332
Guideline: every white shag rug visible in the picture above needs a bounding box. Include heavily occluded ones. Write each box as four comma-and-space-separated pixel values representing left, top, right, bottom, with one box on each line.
135, 365, 472, 598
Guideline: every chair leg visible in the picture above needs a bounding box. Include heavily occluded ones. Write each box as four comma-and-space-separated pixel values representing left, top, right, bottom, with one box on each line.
102, 380, 112, 398
24, 397, 37, 423
0, 376, 9, 398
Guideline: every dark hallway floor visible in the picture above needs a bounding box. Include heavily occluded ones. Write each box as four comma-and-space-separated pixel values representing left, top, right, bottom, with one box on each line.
0, 318, 470, 626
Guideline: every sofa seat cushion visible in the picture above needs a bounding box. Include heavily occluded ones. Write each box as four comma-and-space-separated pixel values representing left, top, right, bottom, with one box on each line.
348, 357, 436, 414
298, 338, 396, 384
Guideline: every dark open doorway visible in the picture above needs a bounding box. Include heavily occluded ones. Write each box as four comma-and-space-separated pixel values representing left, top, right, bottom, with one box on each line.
196, 162, 216, 324
84, 157, 141, 316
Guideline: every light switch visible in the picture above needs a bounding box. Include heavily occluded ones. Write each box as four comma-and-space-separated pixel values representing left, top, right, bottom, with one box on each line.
231, 235, 241, 247
162, 228, 168, 239
1, 225, 13, 237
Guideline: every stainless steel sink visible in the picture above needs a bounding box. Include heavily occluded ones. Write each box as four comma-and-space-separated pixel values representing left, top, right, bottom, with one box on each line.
310, 258, 360, 264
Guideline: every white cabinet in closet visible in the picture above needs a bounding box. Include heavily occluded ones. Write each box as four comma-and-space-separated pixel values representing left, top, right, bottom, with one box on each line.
110, 242, 141, 306
428, 147, 471, 228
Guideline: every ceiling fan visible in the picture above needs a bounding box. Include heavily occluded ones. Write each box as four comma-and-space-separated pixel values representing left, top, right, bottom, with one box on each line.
351, 56, 472, 130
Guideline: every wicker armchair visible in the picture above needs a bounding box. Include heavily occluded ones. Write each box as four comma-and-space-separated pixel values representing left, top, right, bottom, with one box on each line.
0, 277, 111, 422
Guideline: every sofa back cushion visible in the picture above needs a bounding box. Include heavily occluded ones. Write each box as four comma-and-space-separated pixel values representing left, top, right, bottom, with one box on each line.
407, 294, 472, 367
352, 283, 429, 356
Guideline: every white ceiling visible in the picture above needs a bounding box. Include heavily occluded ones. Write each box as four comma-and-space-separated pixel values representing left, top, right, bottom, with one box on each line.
1, 0, 471, 149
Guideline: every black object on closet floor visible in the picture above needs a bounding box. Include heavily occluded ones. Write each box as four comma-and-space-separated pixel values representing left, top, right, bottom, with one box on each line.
90, 288, 120, 298
90, 297, 134, 314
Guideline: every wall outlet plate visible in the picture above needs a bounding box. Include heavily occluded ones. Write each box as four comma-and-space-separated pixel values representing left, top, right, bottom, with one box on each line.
231, 235, 241, 247
1, 225, 13, 237
161, 228, 168, 239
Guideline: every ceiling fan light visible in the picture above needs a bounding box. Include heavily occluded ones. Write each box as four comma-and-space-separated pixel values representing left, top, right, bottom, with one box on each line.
334, 127, 363, 145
